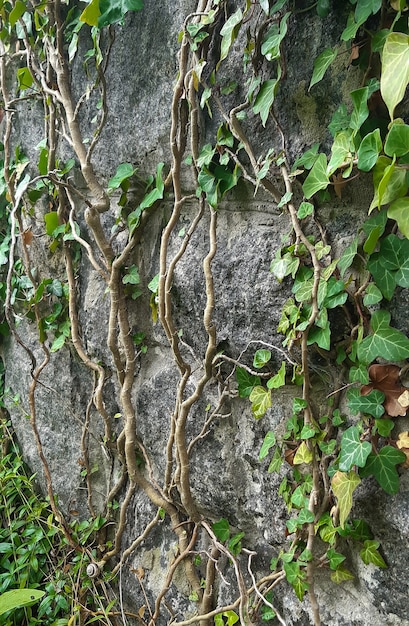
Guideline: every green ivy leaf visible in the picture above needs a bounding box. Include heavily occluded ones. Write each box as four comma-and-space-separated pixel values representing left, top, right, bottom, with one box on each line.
228, 532, 245, 556
253, 349, 271, 368
384, 120, 409, 157
290, 486, 307, 509
350, 87, 369, 132
261, 12, 290, 61
213, 163, 240, 196
270, 251, 300, 281
197, 144, 216, 168
17, 66, 33, 91
338, 236, 358, 277
249, 386, 272, 419
212, 518, 230, 542
362, 208, 388, 253
122, 265, 140, 285
360, 446, 406, 494
319, 439, 337, 454
283, 562, 308, 601
349, 364, 370, 384
355, 0, 382, 23
363, 283, 383, 306
50, 334, 66, 353
293, 143, 320, 170
267, 361, 286, 389
339, 426, 372, 471
300, 423, 317, 439
98, 0, 143, 27
319, 518, 339, 545
293, 397, 308, 413
341, 12, 365, 42
218, 8, 243, 68
329, 103, 351, 136
309, 47, 337, 90
261, 602, 276, 622
108, 163, 135, 190
340, 518, 372, 541
357, 309, 409, 363
322, 278, 347, 309
369, 156, 407, 212
128, 164, 164, 235
302, 153, 329, 198
331, 566, 354, 583
357, 128, 382, 171
331, 470, 361, 528
268, 447, 283, 473
316, 0, 330, 17
366, 256, 396, 300
215, 612, 239, 626
44, 211, 59, 237
297, 508, 315, 525
360, 540, 387, 568
327, 548, 346, 570
327, 130, 353, 175
380, 32, 409, 120
236, 367, 260, 398
297, 201, 314, 219
388, 197, 409, 239
253, 78, 280, 126
307, 324, 330, 351
259, 431, 276, 460
347, 388, 385, 418
374, 418, 394, 437
9, 0, 26, 28
80, 0, 101, 26
293, 441, 313, 465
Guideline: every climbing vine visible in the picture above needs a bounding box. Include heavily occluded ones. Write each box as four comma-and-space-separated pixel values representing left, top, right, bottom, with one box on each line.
0, 1, 408, 625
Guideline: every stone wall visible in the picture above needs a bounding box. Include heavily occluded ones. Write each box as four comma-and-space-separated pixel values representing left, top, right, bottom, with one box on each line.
2, 2, 409, 625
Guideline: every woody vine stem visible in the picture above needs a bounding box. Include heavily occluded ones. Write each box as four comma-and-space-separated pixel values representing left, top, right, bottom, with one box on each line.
1, 1, 409, 626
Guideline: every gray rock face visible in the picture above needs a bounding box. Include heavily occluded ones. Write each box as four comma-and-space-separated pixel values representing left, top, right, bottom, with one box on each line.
2, 2, 408, 626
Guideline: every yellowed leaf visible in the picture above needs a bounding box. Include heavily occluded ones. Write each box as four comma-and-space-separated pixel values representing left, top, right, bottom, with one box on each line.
396, 431, 409, 468
397, 431, 409, 448
398, 390, 409, 408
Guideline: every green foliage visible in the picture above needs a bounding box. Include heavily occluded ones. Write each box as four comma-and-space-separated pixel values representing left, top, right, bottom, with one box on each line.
1, 0, 409, 622
212, 519, 244, 556
214, 610, 239, 626
380, 32, 409, 120
309, 47, 337, 90
80, 0, 144, 27
232, 0, 409, 613
360, 446, 406, 494
339, 426, 372, 471
0, 421, 116, 625
0, 590, 45, 617
357, 310, 409, 363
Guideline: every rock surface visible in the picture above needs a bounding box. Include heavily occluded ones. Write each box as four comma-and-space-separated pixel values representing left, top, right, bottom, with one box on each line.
2, 2, 408, 625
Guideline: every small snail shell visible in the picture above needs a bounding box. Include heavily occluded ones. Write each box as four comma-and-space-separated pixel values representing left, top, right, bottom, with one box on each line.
86, 563, 100, 579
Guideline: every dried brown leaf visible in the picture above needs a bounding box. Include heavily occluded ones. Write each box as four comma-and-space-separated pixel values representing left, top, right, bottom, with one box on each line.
22, 229, 33, 246
361, 364, 409, 417
349, 44, 360, 64
332, 172, 348, 199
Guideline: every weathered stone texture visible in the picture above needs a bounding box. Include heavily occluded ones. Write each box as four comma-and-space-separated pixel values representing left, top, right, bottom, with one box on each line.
2, 2, 409, 625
